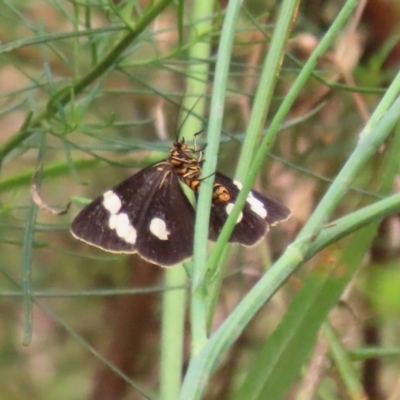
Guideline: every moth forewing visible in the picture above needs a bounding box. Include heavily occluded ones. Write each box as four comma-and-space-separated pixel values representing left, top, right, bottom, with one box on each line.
71, 161, 195, 266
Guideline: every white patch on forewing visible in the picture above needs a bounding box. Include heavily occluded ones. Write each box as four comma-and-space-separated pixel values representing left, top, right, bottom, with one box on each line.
225, 203, 243, 223
103, 191, 136, 244
108, 212, 137, 244
149, 217, 170, 240
233, 181, 267, 219
233, 180, 243, 190
247, 192, 267, 219
103, 190, 122, 215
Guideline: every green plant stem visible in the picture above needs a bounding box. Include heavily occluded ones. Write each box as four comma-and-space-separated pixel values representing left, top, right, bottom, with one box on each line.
306, 192, 400, 258
21, 200, 36, 346
0, 158, 98, 194
180, 85, 400, 399
180, 1, 398, 397
323, 323, 367, 400
205, 0, 359, 277
191, 0, 241, 301
161, 2, 215, 393
205, 0, 300, 330
235, 1, 299, 180
0, 0, 174, 164
22, 131, 48, 346
236, 126, 400, 398
350, 347, 400, 360
180, 0, 215, 355
160, 268, 187, 400
190, 0, 242, 358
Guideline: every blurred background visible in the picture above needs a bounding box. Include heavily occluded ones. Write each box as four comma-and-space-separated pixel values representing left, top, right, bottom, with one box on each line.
1, 1, 400, 399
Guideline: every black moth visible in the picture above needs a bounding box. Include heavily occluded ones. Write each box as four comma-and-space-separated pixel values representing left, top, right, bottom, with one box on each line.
71, 139, 291, 266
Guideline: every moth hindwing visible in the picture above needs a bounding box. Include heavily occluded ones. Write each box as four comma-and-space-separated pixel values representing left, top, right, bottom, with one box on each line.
71, 138, 291, 266
207, 173, 291, 247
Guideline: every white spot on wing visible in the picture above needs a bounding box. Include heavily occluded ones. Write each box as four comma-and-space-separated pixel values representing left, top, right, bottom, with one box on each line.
233, 181, 267, 219
233, 180, 243, 190
226, 203, 243, 223
116, 215, 128, 237
108, 212, 137, 244
103, 190, 122, 215
150, 217, 170, 240
108, 214, 118, 230
124, 227, 137, 244
247, 192, 267, 219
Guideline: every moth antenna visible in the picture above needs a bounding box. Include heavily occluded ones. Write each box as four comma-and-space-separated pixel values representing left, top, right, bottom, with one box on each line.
192, 129, 205, 151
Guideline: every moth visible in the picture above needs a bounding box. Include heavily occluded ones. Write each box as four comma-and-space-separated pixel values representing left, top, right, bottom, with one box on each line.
71, 139, 291, 266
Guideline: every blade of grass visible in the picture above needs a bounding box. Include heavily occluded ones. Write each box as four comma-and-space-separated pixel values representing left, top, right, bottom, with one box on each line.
233, 264, 348, 400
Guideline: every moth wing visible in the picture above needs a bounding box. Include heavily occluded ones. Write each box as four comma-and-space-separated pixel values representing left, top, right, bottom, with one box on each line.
208, 173, 291, 246
71, 163, 195, 266
134, 169, 195, 266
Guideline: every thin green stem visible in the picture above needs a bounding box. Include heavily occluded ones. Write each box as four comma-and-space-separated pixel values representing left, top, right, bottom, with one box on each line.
160, 268, 187, 400
182, 0, 215, 356
323, 323, 366, 399
205, 0, 300, 327
235, 0, 299, 180
0, 0, 174, 164
192, 0, 241, 295
179, 78, 400, 400
205, 0, 359, 276
179, 1, 385, 398
161, 2, 215, 393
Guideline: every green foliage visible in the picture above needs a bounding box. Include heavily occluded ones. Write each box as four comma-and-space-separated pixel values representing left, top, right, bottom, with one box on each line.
1, 1, 400, 400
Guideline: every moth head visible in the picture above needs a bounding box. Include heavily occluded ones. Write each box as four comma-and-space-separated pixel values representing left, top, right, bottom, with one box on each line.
212, 184, 231, 204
